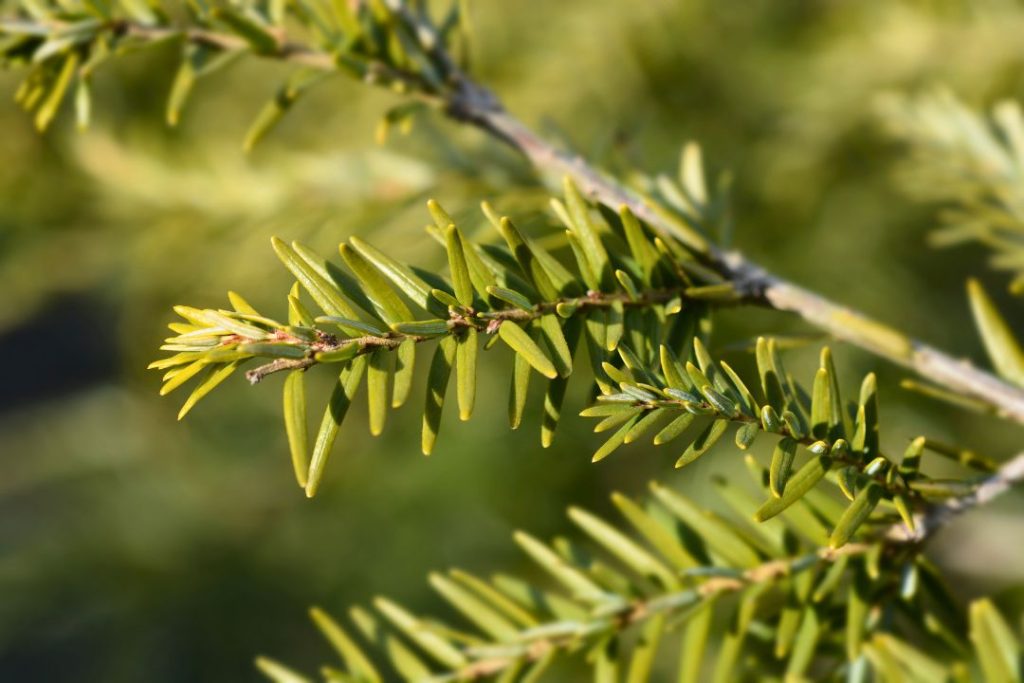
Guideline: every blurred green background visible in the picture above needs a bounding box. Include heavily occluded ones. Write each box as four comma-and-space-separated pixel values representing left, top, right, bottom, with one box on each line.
4, 0, 1024, 680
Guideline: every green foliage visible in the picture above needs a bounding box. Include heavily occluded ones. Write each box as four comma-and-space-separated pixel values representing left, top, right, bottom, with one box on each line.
881, 89, 1024, 294
578, 336, 962, 546
967, 278, 1024, 388
5, 1, 1024, 681
152, 182, 731, 496
0, 0, 471, 138
253, 482, 1023, 682
147, 178, 1014, 680
154, 176, 985, 543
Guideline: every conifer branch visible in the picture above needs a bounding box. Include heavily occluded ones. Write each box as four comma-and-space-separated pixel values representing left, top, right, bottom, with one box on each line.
9, 0, 1024, 517
7, 8, 1023, 422
429, 541, 870, 682
152, 190, 736, 495
155, 185, 1008, 533
467, 103, 1024, 425
8, 5, 1024, 681
252, 476, 977, 683
15, 1, 1017, 508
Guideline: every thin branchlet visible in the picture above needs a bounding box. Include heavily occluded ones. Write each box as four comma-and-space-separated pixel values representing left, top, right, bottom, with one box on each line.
242, 284, 725, 382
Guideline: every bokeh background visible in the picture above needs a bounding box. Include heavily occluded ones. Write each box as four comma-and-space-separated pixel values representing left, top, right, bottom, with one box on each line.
4, 0, 1024, 680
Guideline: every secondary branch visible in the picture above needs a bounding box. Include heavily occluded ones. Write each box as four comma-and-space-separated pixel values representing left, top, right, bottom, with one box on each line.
464, 103, 1024, 424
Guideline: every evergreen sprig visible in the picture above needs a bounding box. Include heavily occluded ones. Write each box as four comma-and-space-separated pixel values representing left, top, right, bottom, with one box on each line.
154, 178, 993, 539
578, 335, 951, 548
153, 185, 1005, 563
252, 480, 1019, 682
152, 180, 737, 496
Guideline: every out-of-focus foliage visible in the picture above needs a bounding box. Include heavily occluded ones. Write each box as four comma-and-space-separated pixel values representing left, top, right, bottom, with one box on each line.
881, 89, 1024, 294
5, 1, 1024, 682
